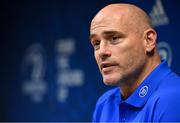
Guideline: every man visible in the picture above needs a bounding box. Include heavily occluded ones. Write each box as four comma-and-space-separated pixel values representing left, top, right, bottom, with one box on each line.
89, 3, 180, 122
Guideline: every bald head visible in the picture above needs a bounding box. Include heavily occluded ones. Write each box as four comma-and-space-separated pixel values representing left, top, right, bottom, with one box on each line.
91, 3, 152, 33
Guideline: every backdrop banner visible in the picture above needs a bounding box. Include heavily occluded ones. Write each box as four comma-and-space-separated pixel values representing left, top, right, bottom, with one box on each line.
1, 0, 180, 121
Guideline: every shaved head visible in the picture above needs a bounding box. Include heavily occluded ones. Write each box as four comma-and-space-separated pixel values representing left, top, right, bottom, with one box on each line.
91, 3, 152, 33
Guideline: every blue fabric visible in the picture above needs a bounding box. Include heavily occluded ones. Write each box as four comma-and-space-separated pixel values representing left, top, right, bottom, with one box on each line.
93, 61, 180, 122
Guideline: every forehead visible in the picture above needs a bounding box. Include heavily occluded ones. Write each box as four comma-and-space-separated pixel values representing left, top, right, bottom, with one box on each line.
90, 30, 124, 40
90, 15, 131, 38
92, 9, 138, 31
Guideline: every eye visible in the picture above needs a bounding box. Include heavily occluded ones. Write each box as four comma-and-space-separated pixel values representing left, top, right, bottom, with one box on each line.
112, 36, 119, 40
92, 40, 100, 50
110, 36, 120, 43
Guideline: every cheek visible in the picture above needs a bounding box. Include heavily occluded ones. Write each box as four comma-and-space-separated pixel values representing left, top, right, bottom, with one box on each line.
114, 44, 144, 66
113, 44, 132, 60
94, 52, 101, 67
125, 45, 146, 69
94, 52, 99, 62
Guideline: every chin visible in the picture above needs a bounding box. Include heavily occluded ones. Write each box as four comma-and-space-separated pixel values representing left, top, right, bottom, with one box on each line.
103, 77, 119, 86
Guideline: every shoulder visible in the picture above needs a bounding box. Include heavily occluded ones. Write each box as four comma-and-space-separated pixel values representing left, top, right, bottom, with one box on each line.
166, 72, 180, 83
157, 72, 180, 103
155, 92, 180, 121
152, 73, 180, 121
159, 72, 180, 93
95, 87, 119, 106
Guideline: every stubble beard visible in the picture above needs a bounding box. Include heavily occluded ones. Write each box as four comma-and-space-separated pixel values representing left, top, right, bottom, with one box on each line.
102, 58, 147, 88
118, 59, 147, 88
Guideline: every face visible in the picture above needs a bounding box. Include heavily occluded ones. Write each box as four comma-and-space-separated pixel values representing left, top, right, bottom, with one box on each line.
90, 14, 148, 86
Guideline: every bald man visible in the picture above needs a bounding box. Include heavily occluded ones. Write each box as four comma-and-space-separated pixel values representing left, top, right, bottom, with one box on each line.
90, 3, 180, 122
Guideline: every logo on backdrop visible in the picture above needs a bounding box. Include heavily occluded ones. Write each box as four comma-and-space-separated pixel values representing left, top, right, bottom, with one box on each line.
55, 39, 84, 103
21, 43, 47, 103
149, 0, 169, 27
157, 41, 172, 66
21, 39, 84, 103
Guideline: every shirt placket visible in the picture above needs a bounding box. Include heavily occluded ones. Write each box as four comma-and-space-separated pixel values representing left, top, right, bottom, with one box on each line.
119, 102, 128, 122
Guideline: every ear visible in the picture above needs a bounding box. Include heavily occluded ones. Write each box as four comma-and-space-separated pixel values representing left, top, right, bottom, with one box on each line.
144, 28, 157, 53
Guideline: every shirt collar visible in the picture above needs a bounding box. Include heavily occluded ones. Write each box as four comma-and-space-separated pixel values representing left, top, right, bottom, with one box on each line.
120, 60, 172, 108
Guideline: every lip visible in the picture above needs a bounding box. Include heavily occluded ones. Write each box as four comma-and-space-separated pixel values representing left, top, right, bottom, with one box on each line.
100, 62, 117, 73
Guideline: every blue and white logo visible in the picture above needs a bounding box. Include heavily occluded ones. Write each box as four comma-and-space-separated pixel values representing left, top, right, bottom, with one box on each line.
157, 41, 172, 66
139, 86, 148, 98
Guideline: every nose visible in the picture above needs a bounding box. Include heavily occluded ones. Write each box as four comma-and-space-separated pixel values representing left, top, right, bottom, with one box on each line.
98, 42, 111, 60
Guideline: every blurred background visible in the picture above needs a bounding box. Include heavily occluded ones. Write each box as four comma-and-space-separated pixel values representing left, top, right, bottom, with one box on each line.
1, 0, 180, 121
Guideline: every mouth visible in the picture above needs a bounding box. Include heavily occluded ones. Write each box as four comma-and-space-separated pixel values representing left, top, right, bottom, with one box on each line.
100, 62, 118, 73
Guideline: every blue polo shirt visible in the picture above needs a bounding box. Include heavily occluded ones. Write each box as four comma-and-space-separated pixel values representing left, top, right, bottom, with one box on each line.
93, 61, 180, 122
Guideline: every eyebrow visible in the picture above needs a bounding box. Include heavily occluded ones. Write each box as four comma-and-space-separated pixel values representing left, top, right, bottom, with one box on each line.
89, 30, 124, 41
89, 34, 96, 41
